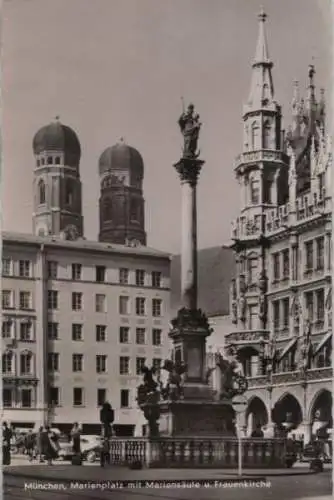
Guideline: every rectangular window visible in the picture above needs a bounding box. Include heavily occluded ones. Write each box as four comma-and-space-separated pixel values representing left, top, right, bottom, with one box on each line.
73, 388, 83, 407
21, 389, 32, 408
2, 353, 13, 373
96, 325, 107, 342
119, 356, 130, 375
72, 292, 83, 311
2, 320, 13, 339
152, 329, 162, 346
48, 322, 59, 340
2, 258, 12, 276
19, 291, 31, 310
48, 353, 59, 372
305, 241, 314, 271
19, 260, 31, 278
136, 297, 146, 316
48, 387, 59, 406
20, 322, 32, 341
136, 269, 145, 286
152, 299, 162, 317
120, 389, 129, 408
152, 358, 162, 371
273, 301, 280, 330
2, 290, 12, 309
3, 389, 12, 408
152, 271, 162, 288
119, 326, 129, 343
72, 354, 83, 372
282, 249, 290, 279
95, 294, 106, 313
248, 305, 257, 330
250, 179, 259, 204
316, 289, 325, 322
96, 266, 106, 283
273, 253, 280, 281
316, 237, 324, 270
20, 353, 32, 375
136, 357, 146, 375
282, 298, 289, 328
47, 261, 58, 279
119, 296, 129, 315
119, 268, 129, 285
136, 328, 146, 345
97, 388, 106, 407
72, 263, 82, 280
72, 323, 83, 341
48, 290, 58, 310
247, 258, 257, 285
96, 355, 107, 373
305, 291, 314, 322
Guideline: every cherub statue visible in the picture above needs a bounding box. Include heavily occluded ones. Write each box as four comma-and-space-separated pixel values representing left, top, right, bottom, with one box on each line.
216, 348, 247, 399
160, 359, 187, 401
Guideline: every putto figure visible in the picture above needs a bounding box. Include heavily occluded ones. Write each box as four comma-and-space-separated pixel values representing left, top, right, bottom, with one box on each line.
178, 103, 202, 158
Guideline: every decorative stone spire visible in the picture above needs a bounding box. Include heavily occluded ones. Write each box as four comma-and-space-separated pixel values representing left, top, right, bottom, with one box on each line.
246, 7, 274, 111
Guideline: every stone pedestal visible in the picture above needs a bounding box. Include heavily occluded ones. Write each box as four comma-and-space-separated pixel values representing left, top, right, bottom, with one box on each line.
158, 400, 235, 437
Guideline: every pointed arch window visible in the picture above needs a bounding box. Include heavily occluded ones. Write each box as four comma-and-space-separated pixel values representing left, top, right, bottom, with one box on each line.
38, 180, 46, 204
20, 351, 33, 375
251, 122, 259, 150
263, 121, 271, 149
104, 198, 112, 221
2, 351, 14, 374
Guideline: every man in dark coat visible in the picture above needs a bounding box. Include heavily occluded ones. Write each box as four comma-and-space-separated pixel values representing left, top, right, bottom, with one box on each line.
2, 422, 12, 465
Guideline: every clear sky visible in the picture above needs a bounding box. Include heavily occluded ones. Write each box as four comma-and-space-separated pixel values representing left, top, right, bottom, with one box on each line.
1, 0, 331, 254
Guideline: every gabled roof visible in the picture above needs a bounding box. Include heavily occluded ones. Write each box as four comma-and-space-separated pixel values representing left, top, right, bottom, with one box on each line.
171, 246, 235, 317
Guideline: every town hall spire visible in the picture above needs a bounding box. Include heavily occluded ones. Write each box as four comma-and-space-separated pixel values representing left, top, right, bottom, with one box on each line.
246, 7, 275, 112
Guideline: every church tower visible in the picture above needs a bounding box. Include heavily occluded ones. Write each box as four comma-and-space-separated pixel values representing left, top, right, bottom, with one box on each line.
32, 118, 84, 240
98, 139, 146, 245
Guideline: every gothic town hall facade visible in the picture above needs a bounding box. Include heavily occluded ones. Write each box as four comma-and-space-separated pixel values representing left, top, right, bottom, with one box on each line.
227, 11, 332, 442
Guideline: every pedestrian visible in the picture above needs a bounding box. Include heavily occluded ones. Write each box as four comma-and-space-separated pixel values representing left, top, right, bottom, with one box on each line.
2, 422, 13, 465
70, 422, 81, 455
36, 426, 44, 462
24, 429, 36, 462
251, 424, 264, 438
40, 426, 58, 465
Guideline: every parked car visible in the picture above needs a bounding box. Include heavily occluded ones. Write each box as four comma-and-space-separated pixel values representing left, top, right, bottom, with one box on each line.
300, 439, 332, 465
58, 435, 102, 462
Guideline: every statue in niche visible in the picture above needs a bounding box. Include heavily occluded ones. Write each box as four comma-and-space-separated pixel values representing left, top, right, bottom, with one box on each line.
265, 336, 276, 375
178, 102, 202, 158
298, 319, 312, 373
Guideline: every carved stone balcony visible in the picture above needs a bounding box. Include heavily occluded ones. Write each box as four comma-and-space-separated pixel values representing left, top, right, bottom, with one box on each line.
235, 150, 289, 170
225, 330, 269, 345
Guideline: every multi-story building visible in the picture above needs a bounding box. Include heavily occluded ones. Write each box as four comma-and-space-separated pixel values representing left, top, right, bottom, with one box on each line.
1, 119, 170, 435
227, 10, 332, 441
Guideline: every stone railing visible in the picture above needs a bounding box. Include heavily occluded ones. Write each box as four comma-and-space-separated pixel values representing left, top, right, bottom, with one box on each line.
235, 150, 289, 168
225, 330, 269, 344
109, 437, 288, 468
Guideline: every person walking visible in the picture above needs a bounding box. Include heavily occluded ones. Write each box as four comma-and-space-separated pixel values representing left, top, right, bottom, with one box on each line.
36, 426, 44, 462
40, 426, 58, 465
2, 422, 13, 465
24, 430, 36, 462
70, 422, 82, 459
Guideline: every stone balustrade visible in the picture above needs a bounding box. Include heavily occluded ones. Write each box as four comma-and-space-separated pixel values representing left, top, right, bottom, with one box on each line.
109, 437, 288, 468
235, 149, 289, 168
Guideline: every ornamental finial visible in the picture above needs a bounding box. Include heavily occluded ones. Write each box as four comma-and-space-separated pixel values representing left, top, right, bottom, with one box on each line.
258, 6, 267, 23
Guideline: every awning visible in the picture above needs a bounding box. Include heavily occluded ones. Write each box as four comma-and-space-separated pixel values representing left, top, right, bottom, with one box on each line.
313, 331, 332, 357
277, 338, 297, 361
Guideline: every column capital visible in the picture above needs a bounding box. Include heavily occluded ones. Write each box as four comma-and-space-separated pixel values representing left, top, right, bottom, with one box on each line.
174, 158, 205, 186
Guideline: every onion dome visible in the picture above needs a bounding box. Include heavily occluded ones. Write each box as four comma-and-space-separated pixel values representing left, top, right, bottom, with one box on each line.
98, 139, 144, 179
33, 117, 81, 163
